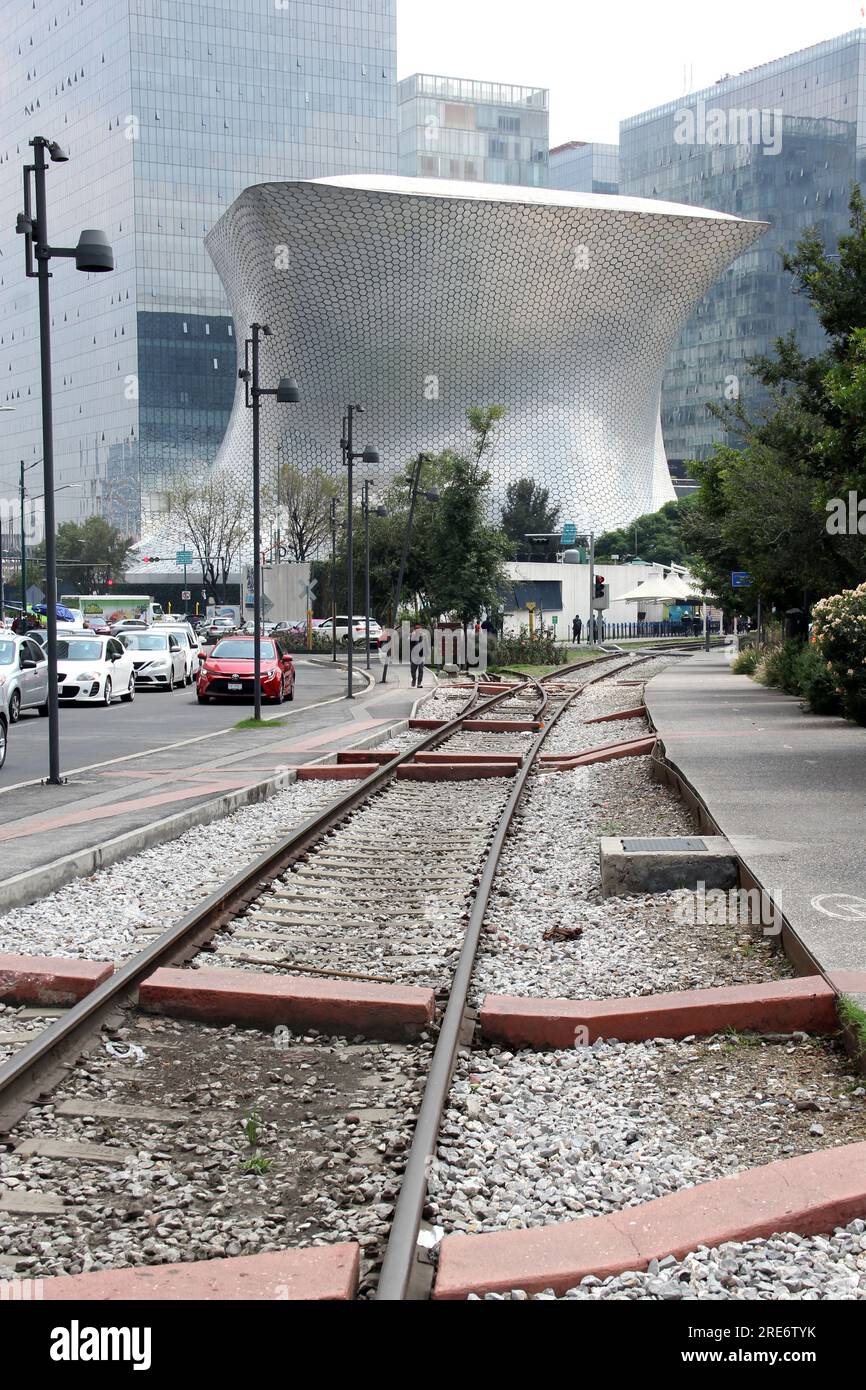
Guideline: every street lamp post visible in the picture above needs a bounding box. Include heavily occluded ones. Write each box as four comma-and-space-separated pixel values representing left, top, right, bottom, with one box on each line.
238, 322, 300, 721
362, 481, 387, 670
329, 495, 338, 664
17, 136, 114, 783
341, 407, 379, 700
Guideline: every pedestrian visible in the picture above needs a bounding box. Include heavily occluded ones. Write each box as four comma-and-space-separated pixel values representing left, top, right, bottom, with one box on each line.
572, 614, 582, 643
409, 621, 425, 688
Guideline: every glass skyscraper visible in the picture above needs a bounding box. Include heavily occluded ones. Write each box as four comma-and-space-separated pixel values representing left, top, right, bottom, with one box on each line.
620, 29, 865, 468
397, 74, 548, 186
0, 0, 397, 536
548, 141, 619, 194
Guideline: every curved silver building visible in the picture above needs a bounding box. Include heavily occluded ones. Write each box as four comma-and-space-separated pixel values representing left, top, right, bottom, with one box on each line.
205, 175, 766, 532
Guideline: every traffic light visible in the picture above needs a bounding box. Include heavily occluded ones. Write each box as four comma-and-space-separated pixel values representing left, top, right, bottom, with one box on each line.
141, 555, 161, 564
594, 575, 605, 599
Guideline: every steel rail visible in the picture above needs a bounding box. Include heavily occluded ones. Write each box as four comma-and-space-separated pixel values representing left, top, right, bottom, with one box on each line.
0, 678, 528, 1135
376, 648, 655, 1298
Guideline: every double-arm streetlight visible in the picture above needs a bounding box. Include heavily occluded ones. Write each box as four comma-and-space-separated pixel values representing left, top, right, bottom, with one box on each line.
238, 322, 300, 721
340, 407, 379, 699
17, 136, 114, 783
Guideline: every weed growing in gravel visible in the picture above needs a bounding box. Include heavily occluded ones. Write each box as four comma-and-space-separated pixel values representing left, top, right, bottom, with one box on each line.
722, 1029, 764, 1049
839, 995, 866, 1065
239, 1109, 272, 1174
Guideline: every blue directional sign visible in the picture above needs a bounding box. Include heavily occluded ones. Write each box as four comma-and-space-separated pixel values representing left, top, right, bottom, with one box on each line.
731, 571, 752, 588
561, 522, 577, 545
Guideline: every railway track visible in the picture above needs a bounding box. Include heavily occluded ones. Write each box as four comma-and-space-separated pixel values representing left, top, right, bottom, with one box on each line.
9, 646, 794, 1301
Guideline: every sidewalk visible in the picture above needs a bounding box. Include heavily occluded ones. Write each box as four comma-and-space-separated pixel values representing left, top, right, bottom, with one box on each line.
0, 659, 430, 908
645, 651, 866, 1008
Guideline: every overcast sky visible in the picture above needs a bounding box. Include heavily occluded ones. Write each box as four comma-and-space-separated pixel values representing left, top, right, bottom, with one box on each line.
395, 0, 865, 144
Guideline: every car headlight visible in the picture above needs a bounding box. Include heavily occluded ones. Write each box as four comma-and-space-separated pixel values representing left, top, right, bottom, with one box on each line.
76, 671, 98, 681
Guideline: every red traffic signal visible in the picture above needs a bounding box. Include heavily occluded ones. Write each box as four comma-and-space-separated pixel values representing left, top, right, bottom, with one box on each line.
594, 575, 605, 598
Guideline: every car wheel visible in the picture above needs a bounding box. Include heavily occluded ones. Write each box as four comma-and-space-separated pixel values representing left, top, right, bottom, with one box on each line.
287, 680, 294, 702
196, 693, 210, 704
0, 718, 6, 769
38, 703, 49, 717
102, 677, 113, 707
272, 683, 284, 704
8, 690, 21, 724
121, 674, 135, 703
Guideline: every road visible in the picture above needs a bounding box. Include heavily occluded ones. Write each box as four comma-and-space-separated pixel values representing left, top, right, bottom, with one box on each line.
2, 657, 349, 784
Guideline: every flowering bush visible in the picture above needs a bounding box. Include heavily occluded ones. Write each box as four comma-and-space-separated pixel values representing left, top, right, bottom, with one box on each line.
811, 582, 866, 722
489, 627, 567, 667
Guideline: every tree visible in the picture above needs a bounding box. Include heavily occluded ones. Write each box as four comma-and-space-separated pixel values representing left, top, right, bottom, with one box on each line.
33, 516, 135, 593
426, 452, 510, 628
683, 185, 866, 613
267, 463, 341, 562
594, 497, 696, 568
501, 478, 561, 557
163, 474, 250, 601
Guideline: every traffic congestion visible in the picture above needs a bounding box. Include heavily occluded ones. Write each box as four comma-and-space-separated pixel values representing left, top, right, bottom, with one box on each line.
0, 599, 318, 771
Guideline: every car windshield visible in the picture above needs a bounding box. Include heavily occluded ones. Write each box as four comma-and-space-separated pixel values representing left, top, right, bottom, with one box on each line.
0, 640, 15, 665
212, 639, 276, 660
56, 639, 104, 661
123, 633, 169, 651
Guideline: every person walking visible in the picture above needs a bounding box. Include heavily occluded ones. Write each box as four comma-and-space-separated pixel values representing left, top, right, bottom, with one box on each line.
409, 621, 425, 688
572, 614, 582, 643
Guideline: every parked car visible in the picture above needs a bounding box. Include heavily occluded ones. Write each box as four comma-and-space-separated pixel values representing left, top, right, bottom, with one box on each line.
318, 615, 384, 648
55, 633, 136, 706
0, 633, 49, 721
150, 621, 201, 685
197, 636, 295, 704
119, 630, 188, 690
201, 616, 237, 644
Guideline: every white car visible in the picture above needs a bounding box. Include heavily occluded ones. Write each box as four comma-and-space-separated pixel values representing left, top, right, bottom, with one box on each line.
150, 621, 200, 685
55, 633, 136, 706
119, 629, 187, 690
0, 634, 49, 721
318, 615, 384, 648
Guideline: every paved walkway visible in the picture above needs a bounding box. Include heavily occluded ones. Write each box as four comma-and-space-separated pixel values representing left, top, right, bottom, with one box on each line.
645, 650, 866, 1007
0, 659, 430, 892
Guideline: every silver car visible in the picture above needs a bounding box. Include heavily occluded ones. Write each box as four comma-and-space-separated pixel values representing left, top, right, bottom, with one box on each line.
0, 633, 49, 722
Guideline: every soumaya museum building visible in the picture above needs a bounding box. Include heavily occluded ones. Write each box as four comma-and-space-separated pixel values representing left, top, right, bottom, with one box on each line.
205, 174, 766, 534
0, 0, 398, 535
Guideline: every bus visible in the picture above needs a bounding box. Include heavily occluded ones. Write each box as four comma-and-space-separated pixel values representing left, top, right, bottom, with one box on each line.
60, 594, 164, 628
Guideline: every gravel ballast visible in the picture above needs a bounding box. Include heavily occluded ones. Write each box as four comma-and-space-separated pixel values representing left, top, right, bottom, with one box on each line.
429, 1037, 866, 1236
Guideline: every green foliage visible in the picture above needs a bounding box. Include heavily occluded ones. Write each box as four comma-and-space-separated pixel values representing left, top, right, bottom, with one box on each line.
594, 497, 696, 567
794, 642, 843, 716
500, 478, 560, 558
755, 640, 804, 695
684, 185, 866, 614
33, 516, 135, 593
731, 647, 759, 674
489, 628, 566, 667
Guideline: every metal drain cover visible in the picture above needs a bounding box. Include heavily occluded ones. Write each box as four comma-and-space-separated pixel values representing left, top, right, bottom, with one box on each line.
621, 837, 708, 853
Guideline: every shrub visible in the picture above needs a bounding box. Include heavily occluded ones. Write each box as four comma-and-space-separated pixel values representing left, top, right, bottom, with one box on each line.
811, 582, 866, 724
488, 627, 566, 667
731, 647, 759, 674
794, 643, 842, 716
755, 639, 803, 694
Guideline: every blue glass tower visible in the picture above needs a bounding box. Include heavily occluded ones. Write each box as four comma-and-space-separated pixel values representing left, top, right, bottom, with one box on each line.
0, 0, 397, 535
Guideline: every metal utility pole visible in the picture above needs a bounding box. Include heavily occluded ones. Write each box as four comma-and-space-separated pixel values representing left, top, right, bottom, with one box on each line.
587, 531, 595, 645
239, 324, 300, 720
341, 407, 379, 700
330, 494, 338, 663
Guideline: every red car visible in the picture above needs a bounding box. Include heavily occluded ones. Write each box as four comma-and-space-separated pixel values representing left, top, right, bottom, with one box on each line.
197, 636, 295, 704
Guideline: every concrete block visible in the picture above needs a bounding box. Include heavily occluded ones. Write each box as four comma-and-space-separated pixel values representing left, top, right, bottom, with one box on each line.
599, 834, 738, 897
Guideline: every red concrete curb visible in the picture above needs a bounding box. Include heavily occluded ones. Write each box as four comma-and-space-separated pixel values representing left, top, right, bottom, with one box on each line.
296, 764, 378, 780
480, 976, 838, 1048
337, 750, 395, 765
0, 953, 113, 1006
409, 718, 446, 729
39, 1244, 360, 1301
139, 966, 435, 1039
585, 705, 646, 725
541, 735, 656, 768
413, 751, 522, 765
397, 762, 516, 781
433, 1142, 866, 1299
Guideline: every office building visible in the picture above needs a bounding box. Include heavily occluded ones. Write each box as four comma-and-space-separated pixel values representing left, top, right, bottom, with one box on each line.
397, 73, 548, 186
548, 141, 619, 194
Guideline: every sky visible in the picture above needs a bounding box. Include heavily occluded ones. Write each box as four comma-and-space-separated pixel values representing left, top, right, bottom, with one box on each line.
395, 0, 866, 145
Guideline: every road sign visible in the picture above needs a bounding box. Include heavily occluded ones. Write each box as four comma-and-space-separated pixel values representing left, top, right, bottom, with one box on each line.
731, 571, 752, 588
176, 550, 193, 566
551, 615, 558, 625
561, 522, 577, 545
181, 590, 191, 601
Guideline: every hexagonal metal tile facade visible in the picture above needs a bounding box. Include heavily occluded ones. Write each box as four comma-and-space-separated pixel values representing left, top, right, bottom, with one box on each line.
205, 175, 766, 533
